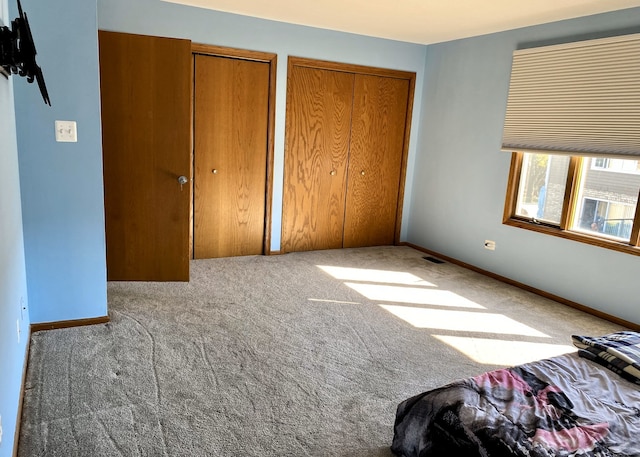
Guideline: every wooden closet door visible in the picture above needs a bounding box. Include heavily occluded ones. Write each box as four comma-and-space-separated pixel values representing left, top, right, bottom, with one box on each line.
194, 55, 270, 258
99, 31, 191, 281
282, 66, 354, 252
343, 74, 410, 248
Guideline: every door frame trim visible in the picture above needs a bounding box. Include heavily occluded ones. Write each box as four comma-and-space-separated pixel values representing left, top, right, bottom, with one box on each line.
285, 56, 416, 247
191, 43, 277, 256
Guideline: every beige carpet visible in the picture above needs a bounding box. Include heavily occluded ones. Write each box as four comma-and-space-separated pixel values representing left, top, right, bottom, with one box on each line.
18, 246, 623, 456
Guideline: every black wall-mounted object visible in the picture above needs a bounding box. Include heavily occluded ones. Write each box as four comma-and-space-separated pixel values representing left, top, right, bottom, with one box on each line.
0, 0, 50, 105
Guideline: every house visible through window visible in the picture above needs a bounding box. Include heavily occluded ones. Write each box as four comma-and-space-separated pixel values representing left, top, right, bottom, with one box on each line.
576, 199, 634, 239
593, 158, 609, 169
505, 153, 640, 254
592, 158, 640, 174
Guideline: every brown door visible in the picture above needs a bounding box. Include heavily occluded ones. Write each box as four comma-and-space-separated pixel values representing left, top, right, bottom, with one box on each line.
282, 66, 354, 252
343, 75, 410, 248
99, 31, 191, 281
193, 55, 270, 258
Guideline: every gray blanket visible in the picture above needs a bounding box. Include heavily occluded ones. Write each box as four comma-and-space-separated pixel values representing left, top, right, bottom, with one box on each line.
391, 353, 640, 457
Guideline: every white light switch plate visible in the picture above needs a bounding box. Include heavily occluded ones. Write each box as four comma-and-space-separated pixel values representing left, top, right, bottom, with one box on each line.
55, 120, 78, 142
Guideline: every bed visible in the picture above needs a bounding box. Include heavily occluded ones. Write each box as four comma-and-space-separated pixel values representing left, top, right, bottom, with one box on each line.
391, 331, 640, 457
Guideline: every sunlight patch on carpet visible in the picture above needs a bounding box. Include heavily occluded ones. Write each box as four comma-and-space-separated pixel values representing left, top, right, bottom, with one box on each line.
317, 265, 436, 287
348, 283, 485, 308
432, 335, 576, 366
307, 298, 362, 305
379, 305, 548, 337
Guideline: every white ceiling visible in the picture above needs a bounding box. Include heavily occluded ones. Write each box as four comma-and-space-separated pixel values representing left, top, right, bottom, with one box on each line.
163, 0, 640, 44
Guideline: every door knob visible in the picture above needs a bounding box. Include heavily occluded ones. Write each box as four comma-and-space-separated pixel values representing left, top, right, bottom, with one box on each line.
212, 169, 218, 174
178, 175, 188, 191
360, 170, 365, 176
330, 170, 336, 176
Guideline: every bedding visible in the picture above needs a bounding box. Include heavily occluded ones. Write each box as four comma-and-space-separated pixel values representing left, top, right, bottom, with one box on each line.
391, 350, 640, 457
572, 331, 640, 384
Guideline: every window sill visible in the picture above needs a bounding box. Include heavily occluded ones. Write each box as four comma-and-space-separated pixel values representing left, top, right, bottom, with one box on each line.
503, 218, 640, 257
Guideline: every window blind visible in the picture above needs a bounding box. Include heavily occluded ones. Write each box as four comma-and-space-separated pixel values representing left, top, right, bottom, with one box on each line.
502, 33, 640, 157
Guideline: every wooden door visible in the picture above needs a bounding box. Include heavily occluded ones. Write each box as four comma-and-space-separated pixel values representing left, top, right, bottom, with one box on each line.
282, 65, 354, 252
193, 55, 270, 258
343, 75, 410, 248
99, 31, 191, 281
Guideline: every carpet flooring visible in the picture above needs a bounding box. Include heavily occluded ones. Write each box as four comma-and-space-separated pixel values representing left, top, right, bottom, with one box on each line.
18, 246, 624, 456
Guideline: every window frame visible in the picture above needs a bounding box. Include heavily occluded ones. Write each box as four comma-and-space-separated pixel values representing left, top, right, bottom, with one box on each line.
503, 152, 640, 256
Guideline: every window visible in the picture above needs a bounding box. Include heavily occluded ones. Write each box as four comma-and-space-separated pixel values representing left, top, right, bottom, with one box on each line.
592, 158, 610, 170
504, 153, 640, 254
575, 199, 634, 239
591, 158, 640, 174
501, 34, 640, 254
514, 154, 570, 225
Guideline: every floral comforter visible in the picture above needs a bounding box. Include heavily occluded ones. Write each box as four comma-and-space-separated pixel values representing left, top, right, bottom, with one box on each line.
391, 352, 640, 457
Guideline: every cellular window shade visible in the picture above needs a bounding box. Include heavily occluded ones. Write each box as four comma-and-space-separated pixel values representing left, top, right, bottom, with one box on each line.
502, 33, 640, 157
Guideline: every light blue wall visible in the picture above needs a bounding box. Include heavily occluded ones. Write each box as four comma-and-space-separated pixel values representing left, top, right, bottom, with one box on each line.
408, 8, 640, 325
97, 0, 427, 251
12, 0, 107, 323
0, 6, 30, 455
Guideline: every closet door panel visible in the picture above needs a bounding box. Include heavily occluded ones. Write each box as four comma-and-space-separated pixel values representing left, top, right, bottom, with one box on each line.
343, 75, 410, 248
194, 55, 270, 258
282, 66, 354, 252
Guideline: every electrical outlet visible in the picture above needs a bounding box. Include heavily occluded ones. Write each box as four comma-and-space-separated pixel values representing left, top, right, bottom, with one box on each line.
0, 414, 3, 445
16, 319, 20, 343
20, 296, 25, 321
484, 240, 496, 251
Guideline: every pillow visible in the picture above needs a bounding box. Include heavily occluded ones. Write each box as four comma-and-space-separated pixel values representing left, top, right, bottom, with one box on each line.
572, 331, 640, 383
577, 347, 640, 385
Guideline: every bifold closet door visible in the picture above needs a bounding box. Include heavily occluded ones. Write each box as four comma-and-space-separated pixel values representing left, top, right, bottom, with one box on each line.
193, 54, 270, 258
343, 75, 410, 248
282, 66, 354, 252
